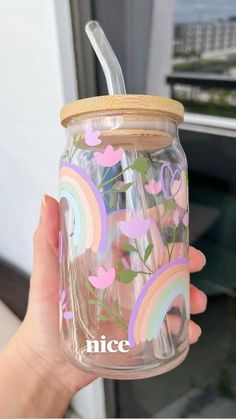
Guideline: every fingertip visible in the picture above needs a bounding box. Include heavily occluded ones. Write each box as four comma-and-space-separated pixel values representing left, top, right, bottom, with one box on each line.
43, 194, 59, 213
190, 285, 208, 314
189, 320, 202, 344
197, 249, 206, 266
189, 246, 206, 272
39, 195, 59, 250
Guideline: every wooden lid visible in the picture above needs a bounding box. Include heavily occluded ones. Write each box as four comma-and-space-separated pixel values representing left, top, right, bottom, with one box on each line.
61, 94, 184, 127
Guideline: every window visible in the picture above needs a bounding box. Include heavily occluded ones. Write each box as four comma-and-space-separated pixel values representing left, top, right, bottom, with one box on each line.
172, 0, 236, 118
70, 1, 236, 417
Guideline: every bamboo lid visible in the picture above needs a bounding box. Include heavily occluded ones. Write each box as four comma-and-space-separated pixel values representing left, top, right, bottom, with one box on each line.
61, 94, 184, 127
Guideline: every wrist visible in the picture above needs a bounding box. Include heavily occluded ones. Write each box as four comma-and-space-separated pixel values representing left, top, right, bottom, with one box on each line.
0, 332, 72, 418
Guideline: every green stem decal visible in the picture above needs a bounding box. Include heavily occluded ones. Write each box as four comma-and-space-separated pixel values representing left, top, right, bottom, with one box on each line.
68, 146, 77, 162
86, 281, 128, 329
168, 227, 177, 262
99, 165, 132, 189
134, 239, 154, 274
100, 167, 111, 185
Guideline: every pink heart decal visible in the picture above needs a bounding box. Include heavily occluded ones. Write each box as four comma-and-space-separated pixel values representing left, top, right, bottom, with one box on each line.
145, 179, 162, 195
88, 266, 116, 289
160, 163, 182, 199
85, 126, 102, 146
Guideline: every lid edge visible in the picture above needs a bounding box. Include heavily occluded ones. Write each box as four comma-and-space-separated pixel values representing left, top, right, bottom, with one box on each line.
60, 94, 184, 127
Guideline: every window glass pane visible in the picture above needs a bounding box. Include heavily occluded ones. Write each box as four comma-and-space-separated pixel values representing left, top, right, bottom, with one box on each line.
172, 0, 236, 117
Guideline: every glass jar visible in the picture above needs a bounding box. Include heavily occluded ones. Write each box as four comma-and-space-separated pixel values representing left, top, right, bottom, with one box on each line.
59, 95, 189, 379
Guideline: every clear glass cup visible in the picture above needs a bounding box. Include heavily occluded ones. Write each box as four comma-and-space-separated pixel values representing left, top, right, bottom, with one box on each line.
59, 95, 189, 379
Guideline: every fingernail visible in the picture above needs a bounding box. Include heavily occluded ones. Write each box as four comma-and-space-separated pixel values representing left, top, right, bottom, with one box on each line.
198, 249, 206, 266
42, 195, 46, 207
196, 324, 202, 339
190, 323, 202, 343
201, 292, 208, 311
40, 195, 47, 221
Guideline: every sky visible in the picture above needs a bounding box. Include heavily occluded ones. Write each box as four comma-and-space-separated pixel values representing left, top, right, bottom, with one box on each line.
174, 0, 236, 23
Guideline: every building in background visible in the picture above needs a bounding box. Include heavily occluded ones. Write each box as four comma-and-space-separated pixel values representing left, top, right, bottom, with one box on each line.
174, 17, 236, 57
172, 15, 236, 117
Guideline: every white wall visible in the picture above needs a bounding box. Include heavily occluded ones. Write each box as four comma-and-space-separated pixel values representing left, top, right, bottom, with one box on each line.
0, 1, 106, 417
0, 0, 77, 272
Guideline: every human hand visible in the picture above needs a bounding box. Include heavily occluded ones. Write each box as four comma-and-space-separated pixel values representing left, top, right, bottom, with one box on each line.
1, 195, 207, 417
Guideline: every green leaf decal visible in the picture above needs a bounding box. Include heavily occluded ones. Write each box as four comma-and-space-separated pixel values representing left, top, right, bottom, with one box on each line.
109, 194, 116, 208
112, 181, 120, 190
113, 299, 120, 313
73, 133, 82, 148
118, 182, 133, 192
121, 243, 138, 253
88, 299, 97, 304
164, 199, 175, 210
118, 269, 137, 283
144, 244, 153, 262
117, 318, 128, 329
98, 315, 109, 321
117, 260, 123, 272
163, 237, 169, 246
132, 158, 149, 174
85, 281, 94, 293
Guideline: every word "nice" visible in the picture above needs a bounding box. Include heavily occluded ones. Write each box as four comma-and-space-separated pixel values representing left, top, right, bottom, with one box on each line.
86, 335, 130, 353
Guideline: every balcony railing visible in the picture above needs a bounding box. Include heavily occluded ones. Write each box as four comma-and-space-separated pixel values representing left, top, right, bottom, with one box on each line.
166, 72, 236, 137
166, 72, 236, 91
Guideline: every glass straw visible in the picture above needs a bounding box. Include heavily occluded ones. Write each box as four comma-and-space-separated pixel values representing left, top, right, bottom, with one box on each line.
85, 20, 126, 95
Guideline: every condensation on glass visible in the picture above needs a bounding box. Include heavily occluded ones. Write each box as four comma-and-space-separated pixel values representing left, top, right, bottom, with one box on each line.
59, 95, 189, 379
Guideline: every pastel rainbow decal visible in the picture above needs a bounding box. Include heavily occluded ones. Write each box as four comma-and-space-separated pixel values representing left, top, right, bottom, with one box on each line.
128, 258, 189, 347
59, 162, 107, 255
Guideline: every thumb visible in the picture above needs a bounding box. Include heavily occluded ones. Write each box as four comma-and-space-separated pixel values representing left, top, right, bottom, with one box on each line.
29, 195, 60, 303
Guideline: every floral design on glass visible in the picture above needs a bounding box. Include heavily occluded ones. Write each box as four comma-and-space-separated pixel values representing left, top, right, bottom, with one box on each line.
60, 290, 73, 320
160, 163, 183, 199
62, 126, 150, 209
85, 126, 102, 146
60, 126, 189, 340
85, 280, 128, 329
88, 266, 116, 289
